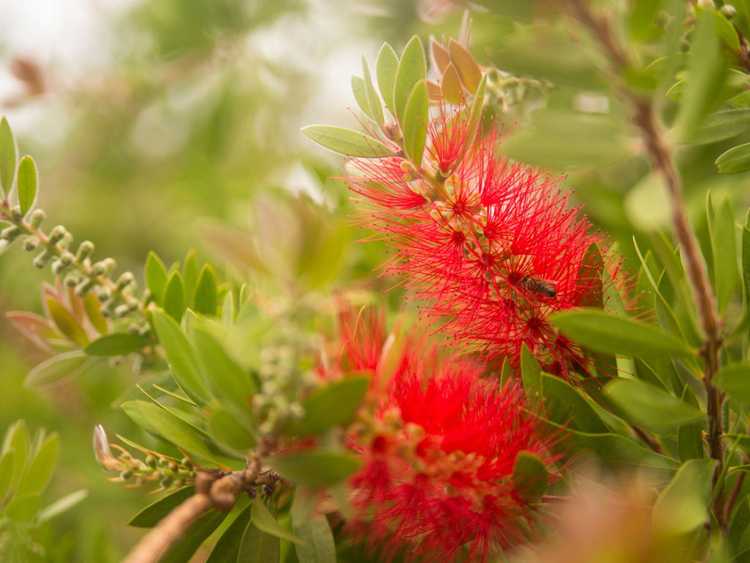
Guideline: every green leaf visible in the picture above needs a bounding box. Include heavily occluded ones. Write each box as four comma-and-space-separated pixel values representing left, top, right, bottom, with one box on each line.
520, 344, 541, 404
551, 308, 695, 358
83, 292, 108, 335
715, 363, 750, 406
693, 109, 750, 144
653, 458, 717, 533
362, 58, 384, 126
267, 450, 361, 489
151, 310, 209, 404
207, 408, 255, 452
121, 401, 222, 464
206, 504, 251, 562
707, 194, 739, 312
162, 508, 226, 563
291, 491, 336, 563
394, 36, 426, 125
604, 379, 704, 434
376, 43, 399, 114
192, 327, 255, 410
181, 250, 199, 305
26, 350, 88, 386
0, 117, 16, 196
46, 298, 88, 347
627, 0, 664, 41
464, 74, 487, 150
402, 81, 429, 168
16, 155, 37, 216
238, 517, 280, 563
287, 375, 370, 437
18, 433, 58, 496
301, 126, 392, 158
512, 451, 549, 502
129, 487, 195, 528
85, 333, 148, 357
676, 9, 728, 140
448, 38, 482, 93
193, 265, 218, 315
0, 450, 14, 503
38, 489, 88, 523
145, 252, 169, 305
351, 76, 370, 117
565, 429, 678, 472
716, 142, 750, 174
163, 271, 186, 321
3, 420, 30, 493
251, 499, 302, 544
5, 493, 41, 522
542, 374, 608, 433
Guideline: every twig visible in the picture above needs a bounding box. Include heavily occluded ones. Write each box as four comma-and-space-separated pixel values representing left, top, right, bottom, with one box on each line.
567, 0, 725, 525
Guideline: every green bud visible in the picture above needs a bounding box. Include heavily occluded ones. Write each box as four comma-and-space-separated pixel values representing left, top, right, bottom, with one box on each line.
120, 470, 133, 481
48, 225, 67, 244
64, 274, 79, 288
721, 4, 737, 18
75, 278, 95, 296
29, 209, 46, 229
1, 225, 21, 241
76, 241, 94, 262
33, 249, 53, 269
23, 236, 39, 251
117, 272, 135, 291
145, 455, 157, 468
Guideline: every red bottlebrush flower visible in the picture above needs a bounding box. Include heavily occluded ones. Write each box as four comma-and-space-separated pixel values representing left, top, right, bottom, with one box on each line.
333, 312, 553, 562
347, 111, 603, 375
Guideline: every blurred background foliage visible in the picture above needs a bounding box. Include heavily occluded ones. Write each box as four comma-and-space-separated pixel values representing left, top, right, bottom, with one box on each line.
3, 0, 750, 559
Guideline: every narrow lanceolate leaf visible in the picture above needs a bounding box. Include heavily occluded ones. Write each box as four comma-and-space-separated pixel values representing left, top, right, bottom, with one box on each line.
121, 401, 224, 465
206, 505, 252, 562
18, 433, 59, 496
362, 58, 384, 126
520, 344, 541, 403
653, 458, 717, 533
251, 499, 302, 544
163, 271, 186, 321
291, 492, 336, 563
742, 211, 750, 328
676, 9, 727, 141
301, 126, 392, 158
238, 519, 280, 563
376, 43, 399, 114
430, 38, 451, 74
550, 308, 695, 358
26, 350, 88, 386
0, 117, 16, 196
46, 298, 88, 347
267, 450, 361, 488
3, 421, 30, 492
207, 408, 255, 451
350, 76, 370, 117
707, 195, 738, 312
402, 81, 429, 168
604, 379, 704, 434
394, 35, 427, 125
715, 363, 750, 406
145, 251, 169, 305
85, 333, 148, 357
129, 487, 195, 528
193, 265, 218, 315
192, 327, 256, 409
716, 142, 750, 174
448, 39, 482, 93
151, 310, 209, 404
17, 155, 37, 216
287, 375, 370, 436
441, 63, 464, 104
464, 74, 487, 150
512, 451, 549, 502
0, 451, 14, 502
38, 489, 88, 523
161, 509, 226, 563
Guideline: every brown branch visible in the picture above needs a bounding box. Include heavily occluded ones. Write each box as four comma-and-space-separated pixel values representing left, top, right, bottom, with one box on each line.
123, 492, 213, 563
567, 0, 726, 525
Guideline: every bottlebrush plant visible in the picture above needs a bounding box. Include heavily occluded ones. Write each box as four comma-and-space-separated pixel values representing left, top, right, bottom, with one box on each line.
4, 1, 750, 562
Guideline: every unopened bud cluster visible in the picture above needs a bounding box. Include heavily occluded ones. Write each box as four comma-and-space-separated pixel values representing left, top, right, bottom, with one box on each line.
0, 201, 144, 321
93, 425, 195, 491
253, 343, 307, 435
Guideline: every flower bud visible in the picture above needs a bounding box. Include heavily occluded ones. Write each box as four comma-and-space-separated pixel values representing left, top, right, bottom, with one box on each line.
28, 209, 46, 229
76, 241, 95, 262
23, 236, 39, 252
48, 225, 67, 244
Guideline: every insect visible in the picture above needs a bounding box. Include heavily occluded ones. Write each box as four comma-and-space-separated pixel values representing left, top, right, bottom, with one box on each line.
519, 275, 557, 298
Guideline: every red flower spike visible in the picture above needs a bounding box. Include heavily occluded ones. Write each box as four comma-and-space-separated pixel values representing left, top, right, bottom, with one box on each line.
330, 312, 554, 562
347, 111, 606, 375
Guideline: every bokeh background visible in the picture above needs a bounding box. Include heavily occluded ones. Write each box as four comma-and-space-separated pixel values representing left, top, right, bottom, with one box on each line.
0, 0, 746, 559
